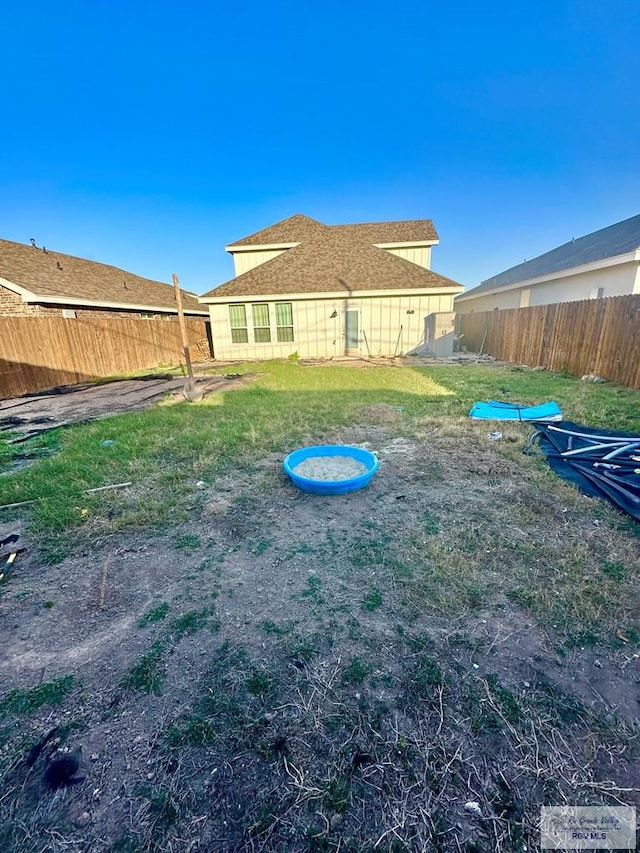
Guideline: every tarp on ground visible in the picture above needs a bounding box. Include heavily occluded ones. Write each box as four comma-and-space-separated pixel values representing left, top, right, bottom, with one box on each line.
530, 421, 640, 521
470, 400, 562, 422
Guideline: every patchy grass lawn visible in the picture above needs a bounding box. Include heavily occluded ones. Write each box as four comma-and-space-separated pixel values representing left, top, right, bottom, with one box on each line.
0, 360, 639, 852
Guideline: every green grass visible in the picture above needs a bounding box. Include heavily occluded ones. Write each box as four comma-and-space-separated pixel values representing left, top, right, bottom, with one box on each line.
167, 642, 250, 747
410, 654, 444, 690
341, 657, 372, 685
288, 636, 321, 664
174, 534, 202, 551
299, 574, 325, 605
505, 543, 639, 645
0, 429, 61, 475
601, 560, 626, 582
422, 365, 640, 430
251, 538, 272, 555
0, 361, 638, 546
362, 586, 383, 612
347, 535, 392, 569
138, 602, 170, 627
322, 775, 351, 814
0, 675, 75, 714
121, 643, 167, 694
246, 670, 276, 696
422, 511, 440, 535
485, 674, 523, 726
169, 608, 217, 639
260, 619, 295, 637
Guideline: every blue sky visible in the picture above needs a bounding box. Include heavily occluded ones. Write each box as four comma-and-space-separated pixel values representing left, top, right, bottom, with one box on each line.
2, 0, 639, 295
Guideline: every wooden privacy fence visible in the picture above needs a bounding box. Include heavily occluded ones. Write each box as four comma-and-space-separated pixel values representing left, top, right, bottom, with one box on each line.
0, 315, 212, 398
456, 294, 640, 390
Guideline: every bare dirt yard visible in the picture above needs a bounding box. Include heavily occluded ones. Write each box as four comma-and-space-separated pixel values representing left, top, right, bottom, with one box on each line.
1, 394, 639, 852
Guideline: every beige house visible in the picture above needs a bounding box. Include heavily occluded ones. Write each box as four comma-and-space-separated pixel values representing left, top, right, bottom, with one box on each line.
200, 214, 464, 359
0, 238, 208, 319
456, 213, 640, 314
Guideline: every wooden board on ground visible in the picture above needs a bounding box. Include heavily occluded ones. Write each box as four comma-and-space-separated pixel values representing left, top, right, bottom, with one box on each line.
0, 373, 250, 439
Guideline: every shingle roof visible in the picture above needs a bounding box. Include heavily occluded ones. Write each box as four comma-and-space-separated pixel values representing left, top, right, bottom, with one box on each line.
203, 222, 460, 299
227, 214, 327, 247
459, 213, 640, 299
0, 238, 207, 314
337, 219, 439, 243
227, 214, 439, 247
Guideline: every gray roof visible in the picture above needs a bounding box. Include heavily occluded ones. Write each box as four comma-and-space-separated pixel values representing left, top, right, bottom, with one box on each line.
203, 217, 459, 299
227, 214, 439, 248
228, 214, 326, 247
459, 213, 640, 299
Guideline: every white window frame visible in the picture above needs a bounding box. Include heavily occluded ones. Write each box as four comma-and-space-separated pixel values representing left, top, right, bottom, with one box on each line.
229, 304, 249, 344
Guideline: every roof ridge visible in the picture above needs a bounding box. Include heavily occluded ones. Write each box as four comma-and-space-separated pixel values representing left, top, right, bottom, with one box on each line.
461, 212, 640, 297
228, 214, 439, 248
333, 218, 435, 227
202, 224, 460, 299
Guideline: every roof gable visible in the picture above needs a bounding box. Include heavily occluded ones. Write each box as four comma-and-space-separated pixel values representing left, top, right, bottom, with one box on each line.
203, 224, 460, 299
0, 239, 206, 314
461, 213, 640, 299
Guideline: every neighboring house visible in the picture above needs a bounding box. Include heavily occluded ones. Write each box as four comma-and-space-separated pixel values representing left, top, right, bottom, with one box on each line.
0, 238, 208, 319
456, 213, 640, 314
199, 214, 464, 359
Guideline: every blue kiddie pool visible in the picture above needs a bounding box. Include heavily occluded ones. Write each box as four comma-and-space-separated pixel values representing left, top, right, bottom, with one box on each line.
283, 445, 379, 495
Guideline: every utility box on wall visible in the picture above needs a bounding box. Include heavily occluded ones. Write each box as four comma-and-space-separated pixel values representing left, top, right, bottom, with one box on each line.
409, 312, 456, 357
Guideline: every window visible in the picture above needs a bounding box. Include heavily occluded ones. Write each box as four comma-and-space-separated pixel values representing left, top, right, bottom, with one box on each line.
252, 303, 271, 343
229, 301, 294, 345
275, 302, 294, 342
229, 304, 248, 343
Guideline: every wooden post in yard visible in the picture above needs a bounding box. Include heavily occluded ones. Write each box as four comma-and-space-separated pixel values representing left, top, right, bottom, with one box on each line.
173, 273, 202, 401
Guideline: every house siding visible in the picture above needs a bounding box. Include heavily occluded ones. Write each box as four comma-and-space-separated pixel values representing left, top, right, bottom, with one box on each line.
455, 289, 522, 314
232, 249, 290, 276
527, 263, 637, 304
208, 292, 458, 360
383, 246, 432, 269
456, 258, 639, 314
231, 245, 433, 277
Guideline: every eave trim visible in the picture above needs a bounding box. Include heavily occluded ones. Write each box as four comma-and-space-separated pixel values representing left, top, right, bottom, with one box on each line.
0, 277, 208, 315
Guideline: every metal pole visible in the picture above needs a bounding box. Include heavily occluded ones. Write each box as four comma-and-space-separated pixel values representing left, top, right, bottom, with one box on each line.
394, 325, 403, 357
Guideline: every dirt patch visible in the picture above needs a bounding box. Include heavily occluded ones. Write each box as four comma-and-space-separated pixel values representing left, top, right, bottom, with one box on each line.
356, 402, 403, 425
1, 415, 639, 852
